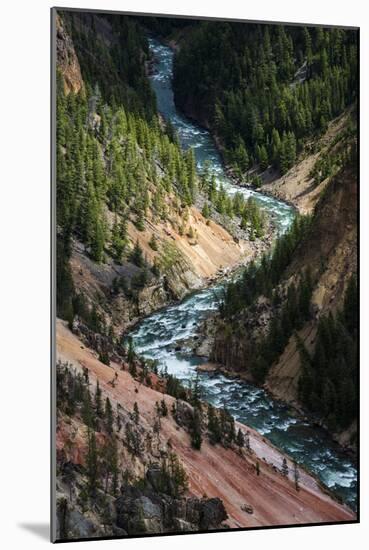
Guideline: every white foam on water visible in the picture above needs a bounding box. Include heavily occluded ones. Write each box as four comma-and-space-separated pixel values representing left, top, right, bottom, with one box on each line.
320, 470, 347, 489
276, 418, 298, 432
258, 427, 272, 435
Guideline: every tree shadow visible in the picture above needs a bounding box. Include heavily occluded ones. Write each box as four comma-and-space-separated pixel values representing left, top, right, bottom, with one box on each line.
18, 523, 49, 541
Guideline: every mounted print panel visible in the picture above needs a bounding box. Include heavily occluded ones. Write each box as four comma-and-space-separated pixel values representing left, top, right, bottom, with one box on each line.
51, 7, 359, 542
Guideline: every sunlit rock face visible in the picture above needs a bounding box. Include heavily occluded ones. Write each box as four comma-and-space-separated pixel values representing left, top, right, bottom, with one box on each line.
56, 15, 84, 95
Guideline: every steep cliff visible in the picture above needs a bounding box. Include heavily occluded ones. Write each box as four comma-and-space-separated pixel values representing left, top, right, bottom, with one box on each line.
262, 109, 356, 214
68, 209, 250, 336
56, 15, 84, 94
265, 164, 357, 403
211, 158, 357, 444
55, 320, 354, 540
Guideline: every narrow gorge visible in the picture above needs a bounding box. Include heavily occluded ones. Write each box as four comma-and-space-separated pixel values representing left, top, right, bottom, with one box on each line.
54, 10, 358, 541
129, 38, 357, 510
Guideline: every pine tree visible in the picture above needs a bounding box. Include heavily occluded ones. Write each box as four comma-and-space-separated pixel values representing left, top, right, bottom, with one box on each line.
282, 457, 289, 477
236, 428, 245, 449
133, 402, 139, 424
343, 275, 357, 333
190, 372, 202, 407
86, 424, 98, 497
111, 214, 126, 262
258, 144, 268, 171
245, 431, 251, 451
202, 202, 210, 218
91, 215, 105, 263
95, 380, 103, 418
149, 233, 158, 251
219, 407, 236, 447
271, 128, 281, 164
160, 399, 168, 417
293, 460, 300, 490
187, 226, 195, 240
108, 435, 119, 496
303, 27, 313, 66
207, 405, 221, 445
152, 258, 160, 277
190, 407, 202, 450
186, 148, 197, 201
104, 397, 113, 435
135, 210, 145, 231
130, 240, 144, 267
82, 388, 95, 430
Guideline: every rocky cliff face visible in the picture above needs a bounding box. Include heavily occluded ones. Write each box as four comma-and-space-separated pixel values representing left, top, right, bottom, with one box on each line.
265, 165, 357, 404
115, 481, 227, 535
57, 462, 227, 540
210, 164, 357, 438
68, 206, 250, 337
209, 295, 273, 380
261, 111, 354, 215
56, 15, 84, 94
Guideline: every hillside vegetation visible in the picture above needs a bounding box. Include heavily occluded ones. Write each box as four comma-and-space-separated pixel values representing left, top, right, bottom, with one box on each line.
56, 12, 268, 337
173, 22, 357, 181
54, 12, 358, 540
211, 146, 357, 440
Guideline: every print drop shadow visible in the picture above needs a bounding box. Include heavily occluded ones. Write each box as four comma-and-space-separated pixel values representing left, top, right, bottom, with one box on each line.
18, 523, 49, 541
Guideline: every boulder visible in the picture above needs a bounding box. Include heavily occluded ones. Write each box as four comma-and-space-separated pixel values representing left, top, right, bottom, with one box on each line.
199, 498, 228, 529
241, 503, 254, 514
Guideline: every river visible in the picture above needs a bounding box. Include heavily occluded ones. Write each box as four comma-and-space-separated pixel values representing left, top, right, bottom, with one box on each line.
129, 37, 357, 510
